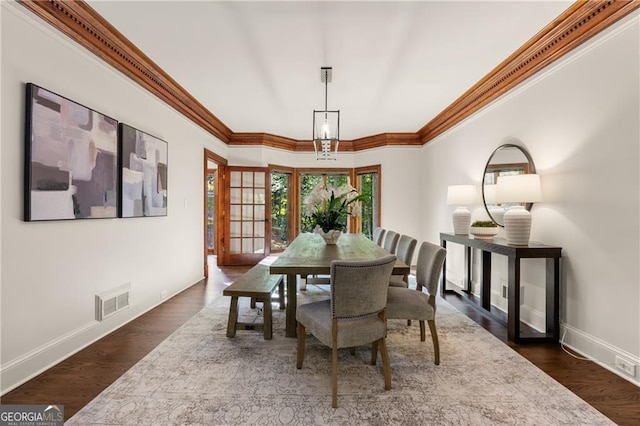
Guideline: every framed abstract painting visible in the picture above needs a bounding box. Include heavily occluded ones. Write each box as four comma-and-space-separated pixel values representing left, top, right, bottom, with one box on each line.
24, 83, 119, 221
118, 123, 168, 217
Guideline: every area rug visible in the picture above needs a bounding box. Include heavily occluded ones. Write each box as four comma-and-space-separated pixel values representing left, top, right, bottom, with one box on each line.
68, 285, 613, 425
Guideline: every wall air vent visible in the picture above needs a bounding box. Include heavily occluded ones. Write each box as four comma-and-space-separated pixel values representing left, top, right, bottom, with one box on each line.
95, 283, 131, 321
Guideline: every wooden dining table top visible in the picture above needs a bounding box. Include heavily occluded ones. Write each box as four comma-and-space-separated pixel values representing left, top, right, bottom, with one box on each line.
270, 233, 409, 276
270, 232, 409, 338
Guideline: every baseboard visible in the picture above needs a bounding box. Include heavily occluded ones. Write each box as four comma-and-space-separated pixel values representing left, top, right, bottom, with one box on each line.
561, 323, 640, 387
0, 277, 204, 395
520, 305, 545, 333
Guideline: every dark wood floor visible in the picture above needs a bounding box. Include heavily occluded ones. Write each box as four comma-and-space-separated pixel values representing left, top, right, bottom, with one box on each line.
2, 261, 639, 424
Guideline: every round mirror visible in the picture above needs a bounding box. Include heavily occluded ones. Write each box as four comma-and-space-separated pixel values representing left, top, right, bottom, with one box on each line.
482, 144, 536, 226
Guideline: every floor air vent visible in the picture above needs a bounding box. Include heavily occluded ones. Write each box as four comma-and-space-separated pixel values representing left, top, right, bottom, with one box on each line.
96, 284, 130, 321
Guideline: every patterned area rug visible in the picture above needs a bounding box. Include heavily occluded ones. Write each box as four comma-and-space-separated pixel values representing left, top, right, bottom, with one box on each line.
68, 285, 612, 425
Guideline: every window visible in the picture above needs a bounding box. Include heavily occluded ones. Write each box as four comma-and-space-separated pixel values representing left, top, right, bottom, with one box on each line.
270, 169, 292, 251
355, 166, 381, 239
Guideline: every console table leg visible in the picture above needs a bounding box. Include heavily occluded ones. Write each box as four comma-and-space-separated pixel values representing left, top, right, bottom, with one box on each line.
440, 239, 448, 295
481, 250, 492, 310
508, 257, 521, 343
546, 258, 560, 341
464, 246, 472, 292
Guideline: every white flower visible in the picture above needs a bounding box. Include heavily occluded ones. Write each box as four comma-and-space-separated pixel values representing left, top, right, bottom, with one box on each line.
349, 201, 362, 216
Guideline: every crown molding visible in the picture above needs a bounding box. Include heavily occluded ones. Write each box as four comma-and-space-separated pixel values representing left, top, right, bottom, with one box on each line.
17, 0, 233, 143
230, 133, 420, 152
18, 0, 639, 150
418, 0, 640, 144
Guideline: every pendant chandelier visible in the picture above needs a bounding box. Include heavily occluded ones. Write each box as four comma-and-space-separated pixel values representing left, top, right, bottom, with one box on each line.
313, 67, 340, 160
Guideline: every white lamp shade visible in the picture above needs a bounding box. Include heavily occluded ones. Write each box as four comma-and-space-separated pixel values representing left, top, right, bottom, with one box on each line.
495, 174, 542, 203
447, 185, 478, 205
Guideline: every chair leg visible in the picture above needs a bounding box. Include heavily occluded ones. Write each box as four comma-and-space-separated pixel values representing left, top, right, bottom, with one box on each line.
419, 320, 426, 341
250, 297, 257, 309
296, 323, 306, 369
332, 346, 338, 408
378, 338, 392, 390
428, 320, 440, 365
371, 341, 378, 365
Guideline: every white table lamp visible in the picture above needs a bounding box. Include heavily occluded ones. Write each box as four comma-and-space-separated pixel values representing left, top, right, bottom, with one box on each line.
483, 184, 505, 225
447, 185, 477, 235
495, 174, 542, 245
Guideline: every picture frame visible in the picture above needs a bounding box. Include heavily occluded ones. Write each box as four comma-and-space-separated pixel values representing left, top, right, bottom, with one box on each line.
24, 83, 119, 221
118, 123, 168, 218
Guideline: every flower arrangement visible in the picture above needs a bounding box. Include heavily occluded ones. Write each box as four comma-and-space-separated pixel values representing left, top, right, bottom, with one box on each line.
304, 183, 367, 233
471, 220, 498, 227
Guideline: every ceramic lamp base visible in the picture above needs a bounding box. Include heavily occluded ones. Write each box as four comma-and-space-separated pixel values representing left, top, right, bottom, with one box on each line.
489, 207, 505, 226
452, 207, 471, 235
503, 205, 531, 245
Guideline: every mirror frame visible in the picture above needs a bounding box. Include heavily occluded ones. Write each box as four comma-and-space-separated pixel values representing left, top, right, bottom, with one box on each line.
482, 143, 536, 227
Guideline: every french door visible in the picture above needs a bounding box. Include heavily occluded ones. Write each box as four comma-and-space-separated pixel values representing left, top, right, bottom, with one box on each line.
225, 167, 270, 265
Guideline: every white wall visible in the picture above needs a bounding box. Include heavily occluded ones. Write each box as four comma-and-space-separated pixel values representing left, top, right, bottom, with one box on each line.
421, 12, 640, 385
0, 3, 228, 392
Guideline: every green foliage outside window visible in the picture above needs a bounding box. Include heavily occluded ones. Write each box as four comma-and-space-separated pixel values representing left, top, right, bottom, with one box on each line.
271, 171, 290, 250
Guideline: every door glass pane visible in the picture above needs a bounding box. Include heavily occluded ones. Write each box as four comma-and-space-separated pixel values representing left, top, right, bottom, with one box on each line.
230, 222, 241, 237
229, 238, 241, 254
255, 221, 265, 237
230, 171, 241, 187
255, 205, 265, 221
242, 171, 253, 187
254, 188, 266, 204
242, 221, 253, 237
230, 205, 241, 221
242, 188, 254, 203
254, 238, 265, 253
242, 238, 254, 253
242, 205, 253, 220
254, 173, 265, 188
230, 188, 241, 204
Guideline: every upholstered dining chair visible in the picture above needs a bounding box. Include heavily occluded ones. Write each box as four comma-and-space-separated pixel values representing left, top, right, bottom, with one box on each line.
386, 241, 447, 365
373, 227, 386, 246
388, 234, 417, 288
296, 255, 397, 408
382, 230, 400, 254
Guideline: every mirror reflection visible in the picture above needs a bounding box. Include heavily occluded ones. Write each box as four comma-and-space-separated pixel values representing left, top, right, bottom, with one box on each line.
482, 144, 536, 226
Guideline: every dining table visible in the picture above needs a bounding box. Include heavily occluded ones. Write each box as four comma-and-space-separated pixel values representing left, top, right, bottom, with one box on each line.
269, 232, 410, 337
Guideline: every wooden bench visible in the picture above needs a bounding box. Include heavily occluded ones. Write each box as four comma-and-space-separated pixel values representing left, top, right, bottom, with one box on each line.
223, 263, 285, 340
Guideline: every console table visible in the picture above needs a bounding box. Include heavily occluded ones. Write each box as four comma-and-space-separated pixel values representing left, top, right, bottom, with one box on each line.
440, 232, 562, 343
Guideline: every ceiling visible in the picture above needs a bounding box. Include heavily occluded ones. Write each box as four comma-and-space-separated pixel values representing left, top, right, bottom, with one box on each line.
87, 1, 573, 141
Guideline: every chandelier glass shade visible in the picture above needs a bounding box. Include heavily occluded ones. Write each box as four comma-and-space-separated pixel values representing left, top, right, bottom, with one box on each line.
313, 67, 340, 160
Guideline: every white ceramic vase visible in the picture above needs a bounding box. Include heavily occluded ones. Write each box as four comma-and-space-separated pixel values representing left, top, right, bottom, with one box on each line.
315, 227, 342, 244
503, 205, 531, 245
